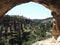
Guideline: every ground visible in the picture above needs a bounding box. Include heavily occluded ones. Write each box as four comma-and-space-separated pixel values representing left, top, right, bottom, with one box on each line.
32, 36, 60, 45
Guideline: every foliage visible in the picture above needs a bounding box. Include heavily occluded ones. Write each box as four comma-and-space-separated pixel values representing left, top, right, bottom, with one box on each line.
0, 15, 53, 45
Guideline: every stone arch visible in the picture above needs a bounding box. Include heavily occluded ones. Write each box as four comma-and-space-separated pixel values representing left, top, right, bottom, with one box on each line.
0, 0, 60, 39
0, 0, 60, 16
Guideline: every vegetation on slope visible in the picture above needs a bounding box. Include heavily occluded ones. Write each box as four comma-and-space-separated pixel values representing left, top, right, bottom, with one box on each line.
0, 15, 53, 45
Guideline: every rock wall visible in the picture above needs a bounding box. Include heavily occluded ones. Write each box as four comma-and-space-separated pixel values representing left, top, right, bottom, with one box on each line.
0, 0, 60, 16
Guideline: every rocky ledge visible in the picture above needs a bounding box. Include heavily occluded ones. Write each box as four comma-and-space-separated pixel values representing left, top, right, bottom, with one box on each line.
32, 36, 60, 45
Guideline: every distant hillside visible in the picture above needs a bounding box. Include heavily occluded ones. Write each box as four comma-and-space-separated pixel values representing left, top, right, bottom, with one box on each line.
40, 17, 53, 23
32, 17, 53, 22
4, 15, 53, 23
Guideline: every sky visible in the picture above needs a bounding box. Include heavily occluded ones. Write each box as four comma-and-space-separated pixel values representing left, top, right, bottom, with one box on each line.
6, 2, 52, 19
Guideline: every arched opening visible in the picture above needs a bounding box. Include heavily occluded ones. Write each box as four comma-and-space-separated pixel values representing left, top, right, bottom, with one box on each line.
0, 2, 53, 45
0, 0, 60, 45
6, 2, 52, 19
